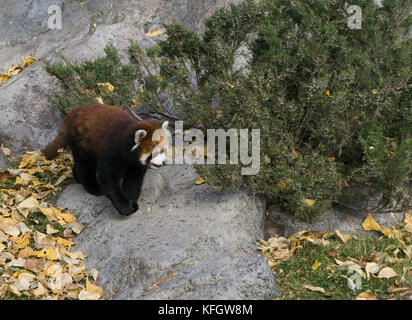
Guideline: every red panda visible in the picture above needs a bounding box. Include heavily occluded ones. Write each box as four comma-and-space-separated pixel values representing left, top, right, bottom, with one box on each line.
43, 104, 170, 216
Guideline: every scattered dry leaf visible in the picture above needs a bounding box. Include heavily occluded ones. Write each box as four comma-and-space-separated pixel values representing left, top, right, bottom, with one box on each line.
387, 284, 409, 293
356, 292, 378, 300
22, 56, 36, 68
24, 257, 46, 274
365, 262, 380, 280
362, 213, 381, 231
195, 176, 206, 185
1, 145, 11, 156
377, 267, 397, 279
301, 198, 315, 207
335, 230, 351, 243
145, 29, 163, 37
303, 284, 326, 294
97, 82, 114, 95
78, 290, 101, 300
311, 259, 321, 271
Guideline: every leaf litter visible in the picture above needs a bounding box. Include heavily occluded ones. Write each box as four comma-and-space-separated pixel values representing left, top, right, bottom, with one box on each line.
0, 148, 103, 300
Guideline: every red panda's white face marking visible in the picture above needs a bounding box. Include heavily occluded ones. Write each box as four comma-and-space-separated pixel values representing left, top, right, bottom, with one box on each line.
149, 142, 167, 167
149, 121, 170, 168
135, 121, 170, 167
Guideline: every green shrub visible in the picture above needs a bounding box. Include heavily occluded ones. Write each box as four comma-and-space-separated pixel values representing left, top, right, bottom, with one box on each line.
46, 0, 412, 222
45, 45, 139, 114
156, 0, 411, 221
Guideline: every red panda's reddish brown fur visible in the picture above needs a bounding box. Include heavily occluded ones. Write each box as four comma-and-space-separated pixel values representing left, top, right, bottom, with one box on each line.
43, 104, 163, 160
42, 104, 168, 216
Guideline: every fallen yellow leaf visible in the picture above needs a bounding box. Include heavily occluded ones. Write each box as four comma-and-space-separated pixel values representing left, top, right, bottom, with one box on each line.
86, 278, 103, 296
404, 213, 412, 225
387, 284, 410, 293
18, 152, 40, 169
377, 267, 397, 279
18, 246, 38, 259
335, 230, 351, 243
17, 197, 39, 210
361, 213, 381, 231
1, 225, 20, 237
301, 198, 315, 207
22, 56, 36, 68
381, 228, 399, 238
56, 237, 75, 247
311, 259, 321, 271
324, 89, 333, 98
1, 73, 9, 82
365, 262, 380, 279
31, 282, 48, 297
145, 29, 163, 37
39, 207, 58, 222
78, 290, 101, 300
1, 145, 11, 156
195, 176, 206, 185
54, 208, 77, 224
6, 65, 22, 76
46, 224, 59, 235
15, 232, 30, 249
24, 257, 46, 274
12, 270, 31, 278
36, 247, 61, 261
303, 284, 326, 293
356, 292, 378, 300
97, 82, 114, 95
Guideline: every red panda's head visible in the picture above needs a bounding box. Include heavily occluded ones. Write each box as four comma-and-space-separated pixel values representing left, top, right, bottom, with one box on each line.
131, 120, 170, 168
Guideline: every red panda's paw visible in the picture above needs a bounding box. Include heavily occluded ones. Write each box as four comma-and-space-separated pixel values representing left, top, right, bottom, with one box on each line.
118, 201, 139, 216
131, 202, 139, 214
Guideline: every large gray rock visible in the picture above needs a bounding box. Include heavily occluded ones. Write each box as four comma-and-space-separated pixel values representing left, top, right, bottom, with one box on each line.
56, 164, 276, 299
0, 63, 63, 154
0, 0, 241, 154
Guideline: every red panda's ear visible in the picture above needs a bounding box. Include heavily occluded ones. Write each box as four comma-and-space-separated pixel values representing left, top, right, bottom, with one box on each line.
131, 129, 147, 152
162, 121, 169, 129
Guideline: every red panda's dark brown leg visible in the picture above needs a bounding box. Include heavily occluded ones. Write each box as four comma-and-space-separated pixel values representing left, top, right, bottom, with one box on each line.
72, 159, 101, 196
97, 162, 138, 216
122, 166, 147, 205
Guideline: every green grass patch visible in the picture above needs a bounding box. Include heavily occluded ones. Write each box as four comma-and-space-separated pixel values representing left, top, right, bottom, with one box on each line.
273, 235, 412, 300
25, 211, 66, 239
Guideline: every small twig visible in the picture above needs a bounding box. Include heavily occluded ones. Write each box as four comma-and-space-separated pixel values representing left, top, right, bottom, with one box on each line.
157, 110, 179, 121
124, 105, 143, 121
135, 112, 162, 120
